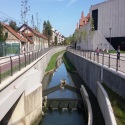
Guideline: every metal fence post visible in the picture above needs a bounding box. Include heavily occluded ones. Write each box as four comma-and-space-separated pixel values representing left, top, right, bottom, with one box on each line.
109, 54, 110, 68
37, 51, 38, 59
19, 55, 20, 71
24, 53, 26, 67
116, 59, 118, 71
0, 66, 1, 83
29, 52, 30, 64
35, 51, 36, 60
90, 51, 91, 60
32, 51, 33, 62
10, 56, 13, 76
102, 53, 104, 65
94, 52, 95, 61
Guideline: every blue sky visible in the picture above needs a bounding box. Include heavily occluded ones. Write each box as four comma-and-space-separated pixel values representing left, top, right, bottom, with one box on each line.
0, 0, 105, 37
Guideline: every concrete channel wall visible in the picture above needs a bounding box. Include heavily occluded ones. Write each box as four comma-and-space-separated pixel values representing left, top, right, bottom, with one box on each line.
80, 85, 92, 125
66, 51, 123, 125
66, 51, 125, 99
97, 81, 117, 125
0, 47, 66, 125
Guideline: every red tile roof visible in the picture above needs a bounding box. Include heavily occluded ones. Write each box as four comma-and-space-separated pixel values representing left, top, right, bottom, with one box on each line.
21, 32, 34, 44
2, 23, 26, 42
19, 24, 48, 40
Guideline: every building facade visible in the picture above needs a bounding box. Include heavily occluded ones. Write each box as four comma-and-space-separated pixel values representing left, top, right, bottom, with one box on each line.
51, 27, 65, 45
75, 0, 125, 51
19, 24, 48, 52
2, 23, 26, 55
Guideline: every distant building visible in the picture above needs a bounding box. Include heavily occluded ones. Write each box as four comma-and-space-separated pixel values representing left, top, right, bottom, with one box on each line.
79, 12, 90, 29
51, 27, 65, 45
75, 0, 125, 50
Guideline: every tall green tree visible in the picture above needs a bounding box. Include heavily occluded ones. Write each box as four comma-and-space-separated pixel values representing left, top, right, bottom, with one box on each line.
65, 35, 73, 45
0, 22, 7, 42
43, 20, 52, 45
55, 36, 57, 45
9, 20, 18, 31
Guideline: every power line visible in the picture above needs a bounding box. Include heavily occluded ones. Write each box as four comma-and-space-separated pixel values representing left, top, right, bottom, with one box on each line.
0, 10, 22, 26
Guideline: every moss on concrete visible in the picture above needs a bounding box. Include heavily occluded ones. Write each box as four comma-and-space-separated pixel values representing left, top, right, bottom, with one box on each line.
62, 52, 76, 73
103, 84, 125, 125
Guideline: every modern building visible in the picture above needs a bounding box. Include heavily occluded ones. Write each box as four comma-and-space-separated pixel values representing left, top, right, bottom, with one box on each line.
75, 0, 125, 51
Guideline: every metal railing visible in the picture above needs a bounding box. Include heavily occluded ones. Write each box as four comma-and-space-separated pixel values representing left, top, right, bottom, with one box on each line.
0, 48, 52, 83
67, 47, 125, 73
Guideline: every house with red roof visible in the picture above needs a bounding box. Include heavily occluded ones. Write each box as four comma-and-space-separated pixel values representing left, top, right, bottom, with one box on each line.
19, 24, 48, 51
2, 23, 27, 54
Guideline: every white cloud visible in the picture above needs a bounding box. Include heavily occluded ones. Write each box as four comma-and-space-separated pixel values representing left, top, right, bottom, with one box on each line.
56, 0, 64, 1
67, 0, 77, 7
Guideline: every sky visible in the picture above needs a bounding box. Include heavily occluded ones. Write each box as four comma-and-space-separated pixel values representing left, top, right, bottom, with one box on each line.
0, 0, 105, 37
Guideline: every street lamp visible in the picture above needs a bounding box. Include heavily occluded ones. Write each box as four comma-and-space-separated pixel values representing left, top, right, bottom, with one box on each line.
109, 28, 112, 51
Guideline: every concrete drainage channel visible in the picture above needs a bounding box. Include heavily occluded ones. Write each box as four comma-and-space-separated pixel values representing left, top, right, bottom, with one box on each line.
42, 84, 93, 125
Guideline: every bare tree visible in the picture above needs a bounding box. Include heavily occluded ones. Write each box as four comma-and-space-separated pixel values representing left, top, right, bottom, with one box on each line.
21, 0, 30, 24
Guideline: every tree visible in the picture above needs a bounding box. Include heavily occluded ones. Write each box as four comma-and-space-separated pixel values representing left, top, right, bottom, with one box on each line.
43, 20, 52, 45
43, 21, 46, 35
89, 18, 95, 37
21, 0, 30, 24
34, 25, 40, 33
65, 35, 73, 45
55, 36, 57, 45
0, 22, 7, 42
31, 15, 35, 29
9, 20, 18, 31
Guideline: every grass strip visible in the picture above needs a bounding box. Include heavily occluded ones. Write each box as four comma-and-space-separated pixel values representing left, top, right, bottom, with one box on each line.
62, 52, 76, 72
103, 84, 125, 125
45, 50, 65, 72
109, 50, 125, 54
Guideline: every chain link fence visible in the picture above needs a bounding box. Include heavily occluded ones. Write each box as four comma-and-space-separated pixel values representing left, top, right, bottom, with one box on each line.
0, 42, 20, 57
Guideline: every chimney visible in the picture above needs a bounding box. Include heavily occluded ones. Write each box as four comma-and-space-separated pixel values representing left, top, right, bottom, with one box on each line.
81, 11, 84, 18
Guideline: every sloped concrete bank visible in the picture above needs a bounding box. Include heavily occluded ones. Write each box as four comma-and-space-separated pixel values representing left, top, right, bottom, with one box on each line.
0, 47, 66, 125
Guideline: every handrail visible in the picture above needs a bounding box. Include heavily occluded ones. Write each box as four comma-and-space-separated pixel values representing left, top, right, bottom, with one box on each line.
67, 47, 125, 73
0, 47, 53, 83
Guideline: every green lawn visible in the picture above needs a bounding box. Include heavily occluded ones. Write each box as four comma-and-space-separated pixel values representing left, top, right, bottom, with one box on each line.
45, 50, 65, 72
109, 50, 125, 54
62, 52, 76, 72
103, 84, 125, 125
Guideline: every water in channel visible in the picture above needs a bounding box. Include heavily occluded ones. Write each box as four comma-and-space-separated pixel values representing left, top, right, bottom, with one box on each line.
39, 58, 86, 125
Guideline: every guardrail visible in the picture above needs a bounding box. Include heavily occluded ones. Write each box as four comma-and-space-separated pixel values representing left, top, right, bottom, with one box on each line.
0, 48, 52, 83
67, 47, 125, 73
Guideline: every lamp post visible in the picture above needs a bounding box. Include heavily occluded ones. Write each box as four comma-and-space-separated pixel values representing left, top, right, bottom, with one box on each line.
109, 28, 112, 51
